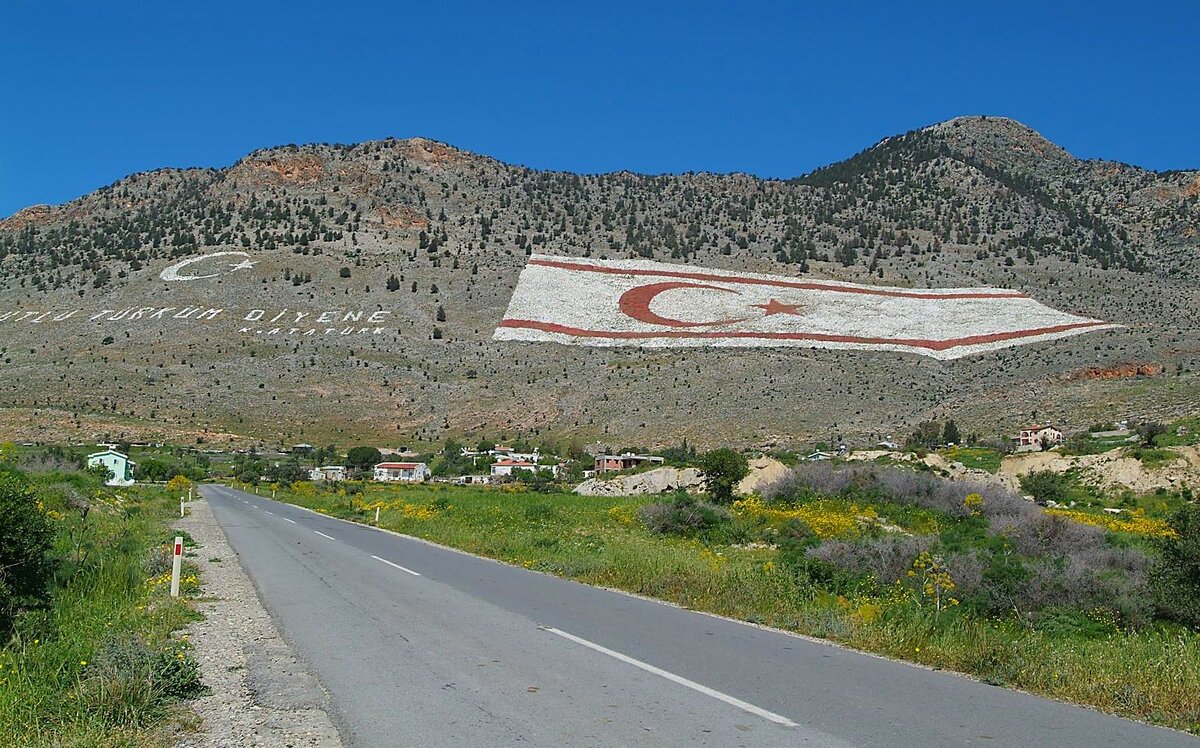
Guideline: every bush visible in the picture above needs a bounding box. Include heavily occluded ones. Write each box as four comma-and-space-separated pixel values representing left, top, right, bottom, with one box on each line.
638, 492, 730, 536
0, 475, 56, 636
1019, 470, 1073, 504
1151, 505, 1200, 628
79, 634, 207, 725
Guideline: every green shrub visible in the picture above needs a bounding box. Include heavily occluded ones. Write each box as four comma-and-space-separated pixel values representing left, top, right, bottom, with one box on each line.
638, 493, 730, 536
1019, 470, 1074, 504
1151, 505, 1200, 628
0, 475, 56, 637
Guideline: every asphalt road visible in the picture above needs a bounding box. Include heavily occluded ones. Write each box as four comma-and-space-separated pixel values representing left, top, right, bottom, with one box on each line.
200, 484, 1197, 747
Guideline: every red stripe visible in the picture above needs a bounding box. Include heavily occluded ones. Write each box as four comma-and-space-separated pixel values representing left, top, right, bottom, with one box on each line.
496, 318, 1111, 351
528, 258, 1028, 300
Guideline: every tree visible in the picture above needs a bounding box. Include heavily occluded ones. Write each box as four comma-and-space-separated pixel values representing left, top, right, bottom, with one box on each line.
942, 420, 962, 445
436, 305, 446, 322
1152, 505, 1200, 628
906, 421, 941, 450
339, 267, 351, 278
346, 446, 383, 473
386, 274, 400, 292
697, 448, 749, 504
1136, 421, 1166, 446
0, 476, 55, 636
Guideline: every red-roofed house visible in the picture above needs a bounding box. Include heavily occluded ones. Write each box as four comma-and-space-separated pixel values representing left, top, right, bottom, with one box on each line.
373, 461, 430, 482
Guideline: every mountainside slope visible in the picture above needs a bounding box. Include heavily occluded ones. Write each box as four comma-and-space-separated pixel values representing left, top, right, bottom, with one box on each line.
1, 117, 1198, 450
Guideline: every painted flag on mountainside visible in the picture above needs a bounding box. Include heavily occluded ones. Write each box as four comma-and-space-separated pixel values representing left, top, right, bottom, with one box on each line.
494, 255, 1119, 360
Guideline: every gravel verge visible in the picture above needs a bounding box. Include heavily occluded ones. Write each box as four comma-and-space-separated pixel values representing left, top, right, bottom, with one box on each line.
173, 496, 344, 748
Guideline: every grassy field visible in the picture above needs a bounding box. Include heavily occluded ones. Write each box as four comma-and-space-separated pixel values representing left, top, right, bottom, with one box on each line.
939, 446, 1003, 472
0, 470, 205, 748
267, 480, 1200, 735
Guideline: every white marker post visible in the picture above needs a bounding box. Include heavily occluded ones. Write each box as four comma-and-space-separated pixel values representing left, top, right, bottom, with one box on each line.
375, 506, 381, 524
170, 536, 183, 598
180, 495, 185, 517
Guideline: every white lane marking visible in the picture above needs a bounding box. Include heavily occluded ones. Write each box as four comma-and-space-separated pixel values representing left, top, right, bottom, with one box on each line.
264, 510, 274, 515
314, 531, 336, 540
371, 555, 421, 576
282, 517, 297, 524
540, 626, 798, 728
251, 505, 259, 509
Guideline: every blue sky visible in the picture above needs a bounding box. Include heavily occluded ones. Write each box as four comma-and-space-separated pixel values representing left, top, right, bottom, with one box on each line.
2, 1, 1196, 216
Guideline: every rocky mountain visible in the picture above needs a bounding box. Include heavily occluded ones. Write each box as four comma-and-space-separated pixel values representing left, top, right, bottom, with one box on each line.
1, 116, 1198, 450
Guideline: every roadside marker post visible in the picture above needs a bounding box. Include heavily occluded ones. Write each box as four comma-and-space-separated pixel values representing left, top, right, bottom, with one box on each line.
375, 506, 380, 524
180, 496, 185, 517
170, 536, 183, 597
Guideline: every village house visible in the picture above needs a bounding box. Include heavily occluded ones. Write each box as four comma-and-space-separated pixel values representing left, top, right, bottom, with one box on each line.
87, 449, 136, 486
372, 461, 430, 482
1013, 425, 1064, 452
309, 465, 347, 482
456, 474, 492, 485
594, 452, 665, 474
490, 459, 540, 477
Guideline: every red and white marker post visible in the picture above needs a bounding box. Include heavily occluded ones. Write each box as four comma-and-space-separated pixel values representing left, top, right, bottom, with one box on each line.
170, 536, 183, 597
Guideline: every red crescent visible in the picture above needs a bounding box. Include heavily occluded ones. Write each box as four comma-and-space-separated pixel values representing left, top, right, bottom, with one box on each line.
618, 281, 748, 328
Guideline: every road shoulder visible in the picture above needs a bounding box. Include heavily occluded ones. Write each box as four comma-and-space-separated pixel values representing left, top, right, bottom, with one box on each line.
174, 495, 344, 748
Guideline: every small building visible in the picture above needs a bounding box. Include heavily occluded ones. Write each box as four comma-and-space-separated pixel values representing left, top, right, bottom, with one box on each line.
456, 474, 492, 485
309, 465, 347, 482
491, 459, 539, 477
1013, 425, 1064, 452
87, 449, 136, 486
291, 443, 315, 454
806, 451, 833, 461
594, 453, 665, 474
373, 462, 430, 482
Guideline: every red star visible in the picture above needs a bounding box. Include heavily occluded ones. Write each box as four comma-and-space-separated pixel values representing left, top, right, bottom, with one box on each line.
752, 298, 804, 316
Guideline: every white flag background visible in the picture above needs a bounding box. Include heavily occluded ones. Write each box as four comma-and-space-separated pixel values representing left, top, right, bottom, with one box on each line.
494, 255, 1118, 360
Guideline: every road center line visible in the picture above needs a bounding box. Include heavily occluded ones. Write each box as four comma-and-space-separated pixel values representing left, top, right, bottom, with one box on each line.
264, 510, 274, 515
540, 625, 798, 728
282, 517, 297, 524
314, 530, 336, 540
371, 555, 422, 576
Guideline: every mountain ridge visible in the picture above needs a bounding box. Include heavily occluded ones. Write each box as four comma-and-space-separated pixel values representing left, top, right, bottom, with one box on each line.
1, 116, 1198, 450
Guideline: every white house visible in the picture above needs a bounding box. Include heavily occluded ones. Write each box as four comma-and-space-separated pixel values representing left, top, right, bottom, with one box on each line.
490, 459, 539, 477
456, 474, 492, 485
309, 465, 347, 482
373, 461, 430, 482
87, 449, 136, 486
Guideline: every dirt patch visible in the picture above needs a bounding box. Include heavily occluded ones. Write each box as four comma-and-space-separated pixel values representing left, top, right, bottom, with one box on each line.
0, 204, 55, 230
737, 456, 790, 494
1064, 362, 1161, 381
400, 138, 472, 168
234, 153, 326, 186
373, 204, 429, 230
